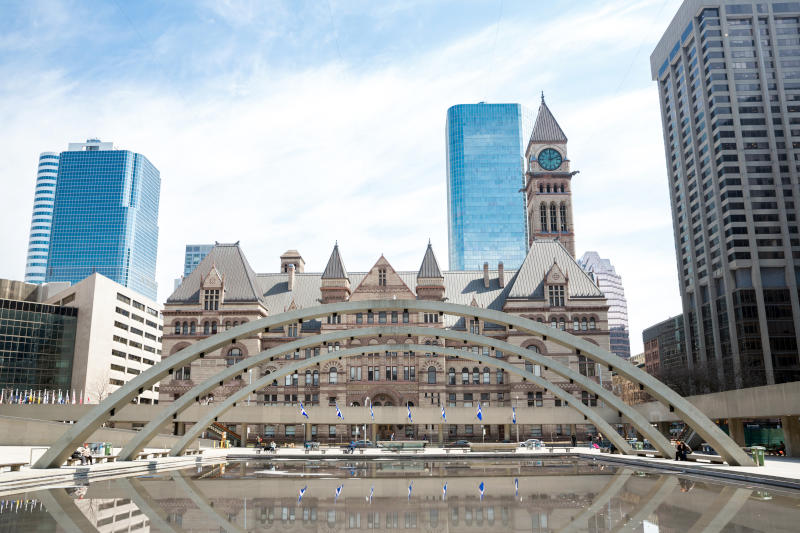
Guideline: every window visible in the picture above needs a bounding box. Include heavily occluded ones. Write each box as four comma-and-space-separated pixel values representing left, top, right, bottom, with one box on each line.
203, 321, 210, 335
378, 268, 387, 286
226, 348, 243, 366
224, 321, 231, 330
550, 203, 557, 232
461, 367, 469, 384
204, 289, 219, 311
403, 311, 409, 323
173, 322, 180, 334
578, 355, 596, 377
287, 323, 298, 337
472, 367, 480, 384
329, 426, 336, 437
482, 367, 490, 384
189, 322, 196, 335
329, 367, 338, 384
181, 322, 188, 335
540, 204, 547, 231
448, 368, 455, 385
535, 392, 543, 407
581, 318, 588, 331
305, 370, 312, 385
469, 319, 479, 334
379, 311, 386, 324
573, 318, 579, 330
560, 203, 567, 231
356, 313, 363, 324
349, 366, 362, 381
391, 311, 398, 323
174, 366, 191, 380
463, 393, 473, 407
496, 369, 504, 384
368, 312, 374, 324
116, 293, 131, 305
313, 370, 319, 386
428, 366, 437, 384
589, 317, 596, 330
548, 285, 565, 307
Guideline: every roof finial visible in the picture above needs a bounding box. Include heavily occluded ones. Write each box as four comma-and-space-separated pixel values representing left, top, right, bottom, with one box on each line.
428, 238, 431, 246
541, 91, 545, 103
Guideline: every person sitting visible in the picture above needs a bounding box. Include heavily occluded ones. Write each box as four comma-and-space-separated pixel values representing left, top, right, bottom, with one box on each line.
78, 443, 93, 465
269, 441, 277, 453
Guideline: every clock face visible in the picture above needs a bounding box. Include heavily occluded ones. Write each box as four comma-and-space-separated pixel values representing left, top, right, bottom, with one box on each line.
537, 148, 562, 171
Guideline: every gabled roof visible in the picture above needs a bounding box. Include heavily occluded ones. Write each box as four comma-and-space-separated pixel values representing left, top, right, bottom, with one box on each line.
418, 242, 443, 279
506, 240, 602, 299
530, 98, 567, 144
168, 243, 264, 305
321, 243, 348, 280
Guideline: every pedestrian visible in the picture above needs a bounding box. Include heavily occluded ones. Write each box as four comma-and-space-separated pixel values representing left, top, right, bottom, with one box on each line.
675, 441, 689, 461
571, 434, 577, 447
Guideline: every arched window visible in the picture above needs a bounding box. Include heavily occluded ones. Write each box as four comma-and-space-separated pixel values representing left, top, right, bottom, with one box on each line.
540, 204, 547, 232
211, 321, 218, 334
203, 321, 210, 335
560, 184, 565, 193
589, 317, 596, 330
526, 344, 540, 354
560, 203, 567, 232
558, 318, 565, 330
226, 347, 243, 366
496, 369, 504, 384
482, 367, 490, 384
472, 367, 480, 384
428, 366, 437, 384
550, 203, 558, 232
525, 361, 533, 374
224, 321, 231, 330
313, 370, 319, 386
181, 322, 188, 335
190, 322, 196, 335
573, 317, 579, 330
581, 318, 588, 331
329, 367, 338, 384
461, 368, 469, 385
448, 368, 456, 385
305, 370, 312, 385
174, 322, 180, 334
284, 374, 292, 386
546, 184, 551, 193
233, 321, 239, 327
538, 184, 543, 193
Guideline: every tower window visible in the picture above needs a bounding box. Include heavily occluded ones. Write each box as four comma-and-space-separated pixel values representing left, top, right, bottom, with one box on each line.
548, 285, 565, 307
560, 204, 568, 232
378, 268, 387, 286
550, 203, 558, 232
540, 204, 547, 232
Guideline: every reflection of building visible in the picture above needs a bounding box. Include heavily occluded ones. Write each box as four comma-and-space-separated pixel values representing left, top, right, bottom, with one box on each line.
23, 152, 59, 284
74, 497, 150, 532
651, 1, 800, 390
446, 103, 534, 270
44, 139, 161, 300
0, 279, 76, 392
44, 274, 163, 404
161, 239, 610, 443
578, 252, 630, 358
612, 353, 648, 405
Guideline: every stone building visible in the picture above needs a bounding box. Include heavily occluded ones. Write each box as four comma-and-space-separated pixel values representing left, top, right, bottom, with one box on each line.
160, 240, 610, 444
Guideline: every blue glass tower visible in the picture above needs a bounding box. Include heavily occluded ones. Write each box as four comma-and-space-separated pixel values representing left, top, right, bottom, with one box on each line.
45, 139, 160, 300
446, 103, 534, 270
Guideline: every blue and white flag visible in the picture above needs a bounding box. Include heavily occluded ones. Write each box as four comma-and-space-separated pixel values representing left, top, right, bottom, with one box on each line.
407, 481, 413, 500
369, 402, 374, 420
478, 481, 485, 501
298, 485, 307, 503
407, 404, 412, 424
300, 402, 309, 419
514, 477, 519, 498
335, 484, 343, 502
441, 405, 446, 422
369, 485, 374, 503
442, 481, 448, 500
476, 403, 483, 421
512, 406, 516, 425
335, 402, 344, 420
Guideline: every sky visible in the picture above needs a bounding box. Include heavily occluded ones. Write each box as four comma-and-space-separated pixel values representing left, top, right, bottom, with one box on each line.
0, 0, 684, 354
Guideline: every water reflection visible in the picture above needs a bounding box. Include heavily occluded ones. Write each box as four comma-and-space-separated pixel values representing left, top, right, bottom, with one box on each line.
2, 458, 799, 532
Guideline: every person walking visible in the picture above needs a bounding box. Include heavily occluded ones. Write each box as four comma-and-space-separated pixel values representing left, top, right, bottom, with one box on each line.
571, 433, 577, 447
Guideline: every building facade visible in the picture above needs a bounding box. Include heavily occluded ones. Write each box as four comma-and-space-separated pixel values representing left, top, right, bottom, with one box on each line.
578, 252, 631, 358
45, 274, 163, 404
446, 103, 534, 270
24, 152, 60, 284
612, 353, 649, 405
0, 280, 77, 393
44, 139, 161, 300
184, 244, 214, 277
160, 240, 610, 444
642, 314, 689, 394
651, 0, 800, 391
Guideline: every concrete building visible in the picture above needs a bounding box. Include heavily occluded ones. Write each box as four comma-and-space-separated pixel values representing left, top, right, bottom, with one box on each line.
45, 274, 163, 404
643, 315, 689, 394
23, 152, 59, 284
651, 0, 800, 391
44, 139, 161, 300
446, 103, 534, 270
578, 252, 631, 358
160, 240, 610, 444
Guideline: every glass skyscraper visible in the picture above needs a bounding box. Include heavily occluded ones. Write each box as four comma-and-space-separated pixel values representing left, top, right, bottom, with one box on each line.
24, 152, 60, 284
446, 103, 534, 270
578, 252, 631, 359
651, 0, 800, 390
184, 244, 214, 277
44, 139, 161, 300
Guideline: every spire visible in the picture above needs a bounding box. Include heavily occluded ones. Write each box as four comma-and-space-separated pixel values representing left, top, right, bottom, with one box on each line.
418, 242, 443, 279
322, 243, 348, 279
530, 98, 567, 143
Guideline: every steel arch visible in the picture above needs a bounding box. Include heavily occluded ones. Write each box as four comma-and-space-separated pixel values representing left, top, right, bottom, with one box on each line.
33, 300, 751, 467
169, 342, 635, 455
118, 325, 673, 460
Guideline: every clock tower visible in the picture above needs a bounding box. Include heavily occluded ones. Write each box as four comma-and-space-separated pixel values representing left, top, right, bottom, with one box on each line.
524, 94, 577, 257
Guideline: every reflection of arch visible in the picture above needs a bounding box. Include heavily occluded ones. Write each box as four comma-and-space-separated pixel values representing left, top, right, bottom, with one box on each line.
557, 469, 633, 533
36, 300, 751, 468
610, 476, 678, 533
37, 489, 100, 533
169, 343, 634, 456
117, 477, 183, 533
172, 471, 246, 533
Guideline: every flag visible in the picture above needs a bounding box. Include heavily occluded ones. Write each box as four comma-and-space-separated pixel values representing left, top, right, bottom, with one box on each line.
57, 390, 63, 404
298, 485, 307, 503
514, 478, 519, 498
442, 481, 447, 500
407, 404, 412, 424
335, 402, 344, 420
407, 481, 413, 501
0, 389, 4, 404
369, 485, 374, 503
512, 406, 516, 425
300, 403, 309, 419
369, 402, 374, 420
479, 481, 485, 500
441, 405, 446, 423
335, 484, 343, 502
476, 403, 483, 421
38, 390, 42, 404
72, 389, 76, 404
79, 390, 83, 405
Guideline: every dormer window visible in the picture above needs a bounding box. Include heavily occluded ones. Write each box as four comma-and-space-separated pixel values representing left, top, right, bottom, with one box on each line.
204, 289, 219, 311
548, 285, 565, 307
378, 268, 387, 286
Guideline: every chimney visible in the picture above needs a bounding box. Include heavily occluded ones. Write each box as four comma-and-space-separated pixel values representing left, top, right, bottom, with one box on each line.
483, 262, 490, 288
498, 262, 504, 288
287, 264, 295, 291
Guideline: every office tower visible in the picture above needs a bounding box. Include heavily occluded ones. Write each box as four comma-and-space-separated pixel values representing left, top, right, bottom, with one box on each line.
184, 244, 214, 277
643, 314, 688, 391
578, 252, 631, 358
651, 1, 800, 390
44, 139, 161, 300
446, 103, 534, 270
24, 152, 60, 283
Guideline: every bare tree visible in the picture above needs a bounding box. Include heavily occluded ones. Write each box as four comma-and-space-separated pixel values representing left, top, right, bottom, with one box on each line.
89, 369, 112, 404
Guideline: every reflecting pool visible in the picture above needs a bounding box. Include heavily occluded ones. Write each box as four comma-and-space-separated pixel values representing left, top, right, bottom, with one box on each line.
1, 458, 799, 532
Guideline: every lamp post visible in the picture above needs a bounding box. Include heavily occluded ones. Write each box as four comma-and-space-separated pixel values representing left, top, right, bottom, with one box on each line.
247, 369, 253, 406
365, 396, 370, 444
515, 393, 520, 443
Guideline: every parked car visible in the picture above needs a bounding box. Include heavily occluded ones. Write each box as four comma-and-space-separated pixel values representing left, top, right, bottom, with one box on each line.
446, 440, 471, 448
519, 439, 544, 448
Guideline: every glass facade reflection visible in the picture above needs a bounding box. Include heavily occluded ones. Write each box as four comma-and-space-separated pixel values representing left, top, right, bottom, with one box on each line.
0, 298, 76, 391
184, 244, 214, 277
45, 141, 160, 300
24, 152, 60, 284
446, 103, 534, 270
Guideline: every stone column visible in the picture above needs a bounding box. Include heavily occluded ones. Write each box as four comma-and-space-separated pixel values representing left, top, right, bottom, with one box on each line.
504, 424, 511, 442
727, 418, 746, 447
371, 423, 377, 442
780, 415, 800, 457
438, 424, 444, 446
304, 423, 312, 442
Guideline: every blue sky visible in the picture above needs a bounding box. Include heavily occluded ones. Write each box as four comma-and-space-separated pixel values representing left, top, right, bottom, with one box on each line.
0, 0, 683, 353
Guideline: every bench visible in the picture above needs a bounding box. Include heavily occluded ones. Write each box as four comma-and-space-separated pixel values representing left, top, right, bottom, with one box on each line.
64, 455, 117, 466
686, 453, 726, 464
135, 451, 169, 460
0, 462, 28, 472
547, 446, 573, 453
